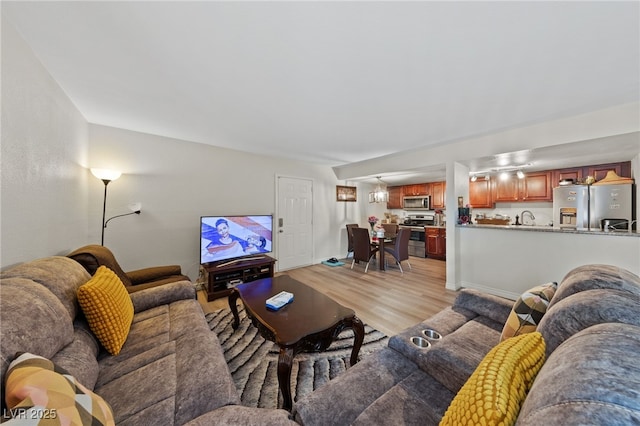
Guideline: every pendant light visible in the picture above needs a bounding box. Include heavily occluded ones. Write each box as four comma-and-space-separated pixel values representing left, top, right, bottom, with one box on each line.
368, 176, 389, 203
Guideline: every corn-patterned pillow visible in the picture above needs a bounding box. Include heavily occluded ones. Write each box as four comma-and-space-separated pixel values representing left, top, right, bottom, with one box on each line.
500, 282, 557, 341
440, 332, 546, 426
77, 265, 133, 355
4, 352, 114, 425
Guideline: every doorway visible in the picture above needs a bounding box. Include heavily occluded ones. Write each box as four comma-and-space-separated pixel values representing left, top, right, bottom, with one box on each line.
276, 176, 314, 271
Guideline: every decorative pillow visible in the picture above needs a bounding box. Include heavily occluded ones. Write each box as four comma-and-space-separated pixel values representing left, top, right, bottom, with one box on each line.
4, 352, 114, 425
440, 332, 546, 426
77, 265, 134, 355
500, 282, 557, 341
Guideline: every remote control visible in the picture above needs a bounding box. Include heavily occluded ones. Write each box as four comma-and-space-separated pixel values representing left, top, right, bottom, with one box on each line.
266, 291, 294, 310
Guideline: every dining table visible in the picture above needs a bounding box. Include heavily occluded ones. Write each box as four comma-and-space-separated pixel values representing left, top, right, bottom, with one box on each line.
371, 236, 394, 271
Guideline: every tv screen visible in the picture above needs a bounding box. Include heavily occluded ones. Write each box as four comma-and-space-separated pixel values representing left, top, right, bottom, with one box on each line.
200, 215, 273, 265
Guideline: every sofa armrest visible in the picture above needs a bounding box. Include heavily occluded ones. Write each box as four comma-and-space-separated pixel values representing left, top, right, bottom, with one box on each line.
453, 288, 514, 325
127, 265, 184, 285
129, 280, 195, 313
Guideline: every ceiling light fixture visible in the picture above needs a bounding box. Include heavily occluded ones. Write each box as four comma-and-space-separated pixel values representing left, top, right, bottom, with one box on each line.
470, 175, 478, 182
516, 170, 525, 179
368, 176, 389, 203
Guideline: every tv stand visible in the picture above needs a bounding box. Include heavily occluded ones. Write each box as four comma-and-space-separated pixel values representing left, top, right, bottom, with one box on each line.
215, 255, 265, 268
203, 255, 276, 301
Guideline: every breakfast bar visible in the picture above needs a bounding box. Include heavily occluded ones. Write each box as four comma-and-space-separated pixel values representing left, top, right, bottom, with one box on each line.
455, 224, 640, 300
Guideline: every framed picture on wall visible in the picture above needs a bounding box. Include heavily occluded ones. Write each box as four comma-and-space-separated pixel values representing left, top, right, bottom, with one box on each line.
336, 185, 357, 202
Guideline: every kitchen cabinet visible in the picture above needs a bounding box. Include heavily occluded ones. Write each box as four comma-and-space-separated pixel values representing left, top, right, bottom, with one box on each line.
431, 181, 446, 209
493, 171, 552, 202
552, 162, 630, 186
426, 227, 446, 260
403, 183, 430, 196
587, 162, 631, 182
387, 186, 403, 209
469, 178, 493, 208
553, 167, 583, 186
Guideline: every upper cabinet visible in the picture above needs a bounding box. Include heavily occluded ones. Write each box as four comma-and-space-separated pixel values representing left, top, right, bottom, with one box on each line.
387, 186, 404, 209
469, 178, 493, 208
552, 161, 631, 186
386, 181, 446, 209
494, 171, 552, 202
404, 183, 430, 196
431, 181, 446, 209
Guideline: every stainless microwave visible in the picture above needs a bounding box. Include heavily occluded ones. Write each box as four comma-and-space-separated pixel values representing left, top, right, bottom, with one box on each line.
403, 196, 431, 210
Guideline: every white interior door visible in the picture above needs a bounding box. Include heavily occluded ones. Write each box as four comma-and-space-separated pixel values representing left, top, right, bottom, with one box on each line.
276, 176, 313, 271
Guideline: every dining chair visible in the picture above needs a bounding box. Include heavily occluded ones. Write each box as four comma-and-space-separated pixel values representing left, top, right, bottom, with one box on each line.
383, 228, 411, 273
345, 223, 359, 259
350, 227, 379, 272
381, 223, 399, 239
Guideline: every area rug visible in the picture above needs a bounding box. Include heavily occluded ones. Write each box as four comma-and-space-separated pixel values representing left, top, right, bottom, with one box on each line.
206, 306, 388, 409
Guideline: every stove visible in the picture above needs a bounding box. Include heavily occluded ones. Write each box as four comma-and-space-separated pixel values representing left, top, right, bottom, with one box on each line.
401, 214, 435, 228
399, 215, 434, 257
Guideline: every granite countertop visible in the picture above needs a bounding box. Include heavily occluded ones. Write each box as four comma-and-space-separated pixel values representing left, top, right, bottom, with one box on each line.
458, 223, 640, 237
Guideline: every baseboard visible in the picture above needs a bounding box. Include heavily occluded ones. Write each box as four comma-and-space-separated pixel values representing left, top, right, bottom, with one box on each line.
459, 280, 519, 301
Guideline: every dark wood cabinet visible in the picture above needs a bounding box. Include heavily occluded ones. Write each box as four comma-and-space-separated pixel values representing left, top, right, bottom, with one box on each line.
553, 167, 584, 186
552, 162, 630, 186
493, 177, 520, 202
203, 256, 276, 301
520, 172, 552, 201
469, 178, 493, 208
587, 162, 631, 182
403, 183, 430, 196
431, 181, 446, 209
426, 227, 446, 260
493, 171, 552, 202
387, 186, 404, 209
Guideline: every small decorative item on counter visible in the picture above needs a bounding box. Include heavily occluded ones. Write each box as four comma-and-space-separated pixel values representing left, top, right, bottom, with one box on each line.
458, 205, 471, 225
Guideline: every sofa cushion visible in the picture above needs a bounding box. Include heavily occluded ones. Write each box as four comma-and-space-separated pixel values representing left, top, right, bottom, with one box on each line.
351, 370, 454, 426
500, 282, 557, 341
4, 353, 114, 425
293, 347, 417, 426
440, 332, 545, 426
517, 323, 640, 425
0, 278, 74, 383
424, 316, 504, 394
94, 298, 239, 425
0, 256, 91, 320
50, 320, 100, 390
550, 264, 640, 308
77, 266, 134, 355
537, 288, 640, 358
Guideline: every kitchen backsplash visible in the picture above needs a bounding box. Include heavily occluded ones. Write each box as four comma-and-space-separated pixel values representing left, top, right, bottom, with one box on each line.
390, 201, 554, 226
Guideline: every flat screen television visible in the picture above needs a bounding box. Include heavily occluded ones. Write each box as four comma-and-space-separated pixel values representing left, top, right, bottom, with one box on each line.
200, 215, 273, 266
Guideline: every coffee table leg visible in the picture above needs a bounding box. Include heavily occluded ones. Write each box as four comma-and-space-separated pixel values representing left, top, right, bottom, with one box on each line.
228, 289, 241, 330
277, 347, 295, 411
349, 316, 365, 366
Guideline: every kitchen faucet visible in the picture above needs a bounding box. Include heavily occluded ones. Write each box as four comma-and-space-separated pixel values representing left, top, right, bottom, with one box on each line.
521, 210, 535, 225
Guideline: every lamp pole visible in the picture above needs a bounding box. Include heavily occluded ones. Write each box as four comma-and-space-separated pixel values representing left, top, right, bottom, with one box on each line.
100, 179, 111, 246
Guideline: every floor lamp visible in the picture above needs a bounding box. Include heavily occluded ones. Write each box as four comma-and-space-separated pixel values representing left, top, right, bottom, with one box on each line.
91, 168, 122, 245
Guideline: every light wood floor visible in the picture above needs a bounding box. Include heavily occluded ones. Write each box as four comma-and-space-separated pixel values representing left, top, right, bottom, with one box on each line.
197, 256, 458, 336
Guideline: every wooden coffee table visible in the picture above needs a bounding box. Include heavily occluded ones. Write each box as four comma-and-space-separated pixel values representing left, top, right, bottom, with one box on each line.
228, 275, 365, 411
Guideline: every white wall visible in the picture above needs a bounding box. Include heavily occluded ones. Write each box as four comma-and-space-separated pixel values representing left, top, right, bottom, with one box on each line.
87, 125, 379, 278
1, 17, 89, 268
458, 227, 640, 300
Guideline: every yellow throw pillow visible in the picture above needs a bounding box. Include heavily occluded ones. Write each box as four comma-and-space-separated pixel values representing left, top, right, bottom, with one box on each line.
500, 282, 557, 341
5, 352, 114, 425
440, 332, 546, 426
77, 265, 134, 355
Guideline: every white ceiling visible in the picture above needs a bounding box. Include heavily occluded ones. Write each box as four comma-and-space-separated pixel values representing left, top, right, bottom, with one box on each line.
3, 1, 639, 185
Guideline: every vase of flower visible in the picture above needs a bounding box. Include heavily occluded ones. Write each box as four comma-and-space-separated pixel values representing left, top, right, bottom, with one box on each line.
368, 215, 378, 235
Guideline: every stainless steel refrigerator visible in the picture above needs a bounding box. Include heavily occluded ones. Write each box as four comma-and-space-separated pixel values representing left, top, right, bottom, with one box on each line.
553, 184, 634, 231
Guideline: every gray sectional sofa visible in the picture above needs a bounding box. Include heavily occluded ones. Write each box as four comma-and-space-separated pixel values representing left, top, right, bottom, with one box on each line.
0, 256, 296, 425
293, 264, 640, 425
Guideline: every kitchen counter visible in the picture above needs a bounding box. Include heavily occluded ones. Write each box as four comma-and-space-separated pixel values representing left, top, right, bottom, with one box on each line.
459, 223, 640, 237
